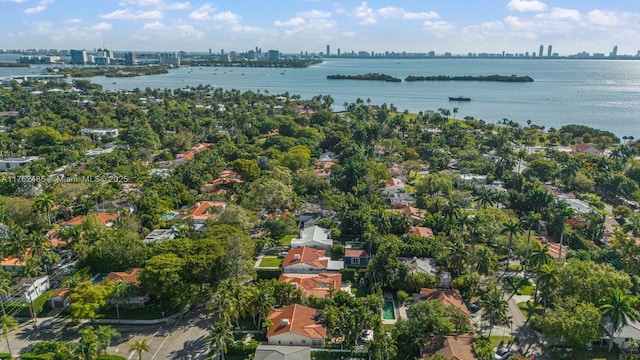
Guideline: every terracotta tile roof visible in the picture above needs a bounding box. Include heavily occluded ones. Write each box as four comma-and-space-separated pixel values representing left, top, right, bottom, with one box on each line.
104, 268, 141, 286
344, 249, 368, 258
176, 143, 213, 160
534, 236, 567, 259
423, 335, 476, 360
46, 229, 67, 247
572, 143, 596, 153
278, 273, 341, 298
386, 205, 425, 221
420, 288, 470, 317
282, 247, 328, 270
64, 213, 118, 227
0, 256, 26, 268
410, 227, 434, 238
187, 201, 226, 221
385, 178, 405, 188
267, 304, 326, 340
51, 288, 71, 298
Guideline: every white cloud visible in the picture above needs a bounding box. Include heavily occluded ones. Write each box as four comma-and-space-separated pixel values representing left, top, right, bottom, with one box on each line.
212, 11, 240, 24
24, 0, 54, 14
275, 17, 305, 27
0, 0, 27, 2
355, 2, 376, 24
65, 18, 83, 24
188, 4, 215, 20
508, 0, 547, 13
534, 7, 581, 22
423, 20, 454, 32
101, 9, 163, 20
90, 22, 113, 31
297, 10, 331, 18
588, 10, 619, 27
143, 20, 164, 30
118, 0, 189, 9
164, 2, 190, 10
378, 7, 439, 20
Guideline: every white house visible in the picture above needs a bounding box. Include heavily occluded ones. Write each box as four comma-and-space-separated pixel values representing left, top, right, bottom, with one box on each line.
9, 276, 50, 303
79, 128, 119, 138
290, 226, 332, 250
267, 304, 326, 347
381, 177, 406, 196
0, 156, 39, 172
607, 319, 640, 351
254, 345, 311, 360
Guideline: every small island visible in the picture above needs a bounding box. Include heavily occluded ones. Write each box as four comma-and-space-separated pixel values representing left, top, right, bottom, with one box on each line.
185, 59, 322, 68
42, 66, 170, 78
0, 62, 29, 68
327, 73, 402, 82
405, 74, 534, 82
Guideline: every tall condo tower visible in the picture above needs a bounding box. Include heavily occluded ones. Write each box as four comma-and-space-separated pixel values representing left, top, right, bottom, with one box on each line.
539, 45, 544, 58
326, 44, 330, 57
547, 45, 553, 57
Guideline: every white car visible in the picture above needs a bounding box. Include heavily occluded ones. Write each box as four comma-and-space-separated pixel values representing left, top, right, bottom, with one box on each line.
494, 346, 511, 360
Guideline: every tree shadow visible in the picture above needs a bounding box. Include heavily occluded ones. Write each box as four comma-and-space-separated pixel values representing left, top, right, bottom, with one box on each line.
169, 335, 208, 360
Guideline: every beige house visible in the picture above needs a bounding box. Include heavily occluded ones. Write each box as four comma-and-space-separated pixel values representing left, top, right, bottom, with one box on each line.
267, 304, 326, 347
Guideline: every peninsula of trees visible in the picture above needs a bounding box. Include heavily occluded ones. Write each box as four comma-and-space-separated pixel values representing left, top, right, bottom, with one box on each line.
42, 66, 170, 78
405, 74, 534, 82
326, 73, 402, 82
0, 62, 29, 68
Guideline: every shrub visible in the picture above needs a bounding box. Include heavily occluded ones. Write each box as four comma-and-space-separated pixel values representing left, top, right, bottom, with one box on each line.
18, 354, 52, 360
97, 355, 128, 360
256, 268, 282, 280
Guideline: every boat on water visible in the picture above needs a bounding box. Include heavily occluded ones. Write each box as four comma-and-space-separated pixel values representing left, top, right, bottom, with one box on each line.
449, 96, 471, 101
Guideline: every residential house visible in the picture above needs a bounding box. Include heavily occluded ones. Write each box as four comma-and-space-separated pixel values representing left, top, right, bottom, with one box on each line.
534, 236, 567, 260
606, 319, 640, 351
282, 247, 343, 273
79, 128, 119, 138
419, 288, 469, 317
0, 156, 40, 172
421, 335, 476, 360
10, 276, 50, 303
572, 143, 600, 155
180, 201, 226, 224
0, 256, 26, 272
381, 178, 406, 196
388, 193, 416, 207
317, 151, 336, 162
102, 268, 148, 306
344, 249, 369, 268
49, 288, 71, 309
254, 345, 311, 360
267, 304, 326, 347
313, 161, 334, 179
291, 226, 332, 250
410, 227, 434, 238
175, 143, 213, 161
386, 205, 426, 225
64, 213, 119, 227
400, 257, 451, 288
278, 273, 342, 299
144, 228, 176, 243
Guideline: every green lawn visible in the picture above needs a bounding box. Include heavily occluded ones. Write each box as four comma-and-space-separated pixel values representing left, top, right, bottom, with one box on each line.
489, 336, 514, 349
98, 305, 176, 320
517, 302, 543, 319
350, 286, 369, 298
518, 285, 534, 296
259, 257, 282, 268
279, 234, 295, 246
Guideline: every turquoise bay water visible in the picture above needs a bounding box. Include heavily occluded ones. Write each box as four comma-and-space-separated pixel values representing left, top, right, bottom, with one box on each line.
1, 54, 640, 137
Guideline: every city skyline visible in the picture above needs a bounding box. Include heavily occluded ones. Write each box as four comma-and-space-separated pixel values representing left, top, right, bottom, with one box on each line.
1, 0, 640, 56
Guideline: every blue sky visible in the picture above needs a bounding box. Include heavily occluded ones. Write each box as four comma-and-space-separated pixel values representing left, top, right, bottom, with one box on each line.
1, 0, 640, 55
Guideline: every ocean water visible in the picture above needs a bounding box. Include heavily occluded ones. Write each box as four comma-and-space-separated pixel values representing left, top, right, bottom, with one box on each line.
1, 54, 640, 137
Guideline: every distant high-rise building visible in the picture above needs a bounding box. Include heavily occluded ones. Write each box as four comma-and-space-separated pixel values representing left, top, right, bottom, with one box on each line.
539, 45, 544, 58
221, 49, 224, 56
337, 48, 340, 57
125, 52, 137, 65
209, 48, 212, 56
268, 49, 279, 60
70, 49, 87, 65
158, 52, 180, 66
610, 45, 618, 58
326, 44, 330, 57
547, 45, 552, 57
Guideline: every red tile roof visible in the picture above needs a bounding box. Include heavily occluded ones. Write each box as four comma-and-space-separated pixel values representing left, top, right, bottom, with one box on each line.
278, 273, 341, 298
104, 268, 141, 286
410, 227, 434, 238
187, 201, 226, 221
420, 288, 470, 317
282, 247, 328, 270
267, 304, 326, 340
423, 335, 476, 360
386, 205, 425, 221
0, 256, 26, 268
344, 249, 368, 258
64, 213, 118, 227
534, 236, 567, 259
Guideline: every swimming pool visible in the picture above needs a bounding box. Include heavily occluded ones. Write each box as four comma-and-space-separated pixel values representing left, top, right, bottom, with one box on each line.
382, 300, 396, 320
91, 273, 107, 284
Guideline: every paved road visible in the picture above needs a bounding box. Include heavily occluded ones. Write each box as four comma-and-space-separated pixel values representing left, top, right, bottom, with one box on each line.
3, 308, 212, 360
505, 294, 550, 360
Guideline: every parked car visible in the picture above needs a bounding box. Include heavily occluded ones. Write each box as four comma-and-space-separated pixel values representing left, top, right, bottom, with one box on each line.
277, 251, 288, 258
494, 346, 511, 360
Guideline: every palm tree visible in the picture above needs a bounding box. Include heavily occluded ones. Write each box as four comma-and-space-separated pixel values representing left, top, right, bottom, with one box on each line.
501, 220, 524, 274
520, 212, 542, 279
33, 192, 56, 226
600, 289, 639, 352
210, 288, 237, 327
623, 213, 640, 237
480, 286, 508, 337
475, 187, 496, 209
0, 315, 18, 359
475, 246, 498, 276
249, 285, 275, 329
553, 200, 574, 261
447, 237, 469, 277
207, 322, 234, 360
0, 273, 12, 316
129, 339, 151, 360
535, 264, 559, 311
